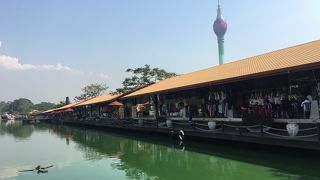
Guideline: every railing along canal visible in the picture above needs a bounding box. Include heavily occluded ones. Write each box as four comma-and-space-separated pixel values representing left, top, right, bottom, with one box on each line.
62, 116, 320, 142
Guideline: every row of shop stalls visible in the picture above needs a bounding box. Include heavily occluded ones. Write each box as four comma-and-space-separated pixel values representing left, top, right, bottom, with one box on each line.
118, 69, 320, 138
39, 94, 129, 124
116, 40, 320, 140
52, 74, 320, 140
35, 102, 78, 123
71, 94, 124, 122
44, 40, 320, 141
123, 70, 320, 121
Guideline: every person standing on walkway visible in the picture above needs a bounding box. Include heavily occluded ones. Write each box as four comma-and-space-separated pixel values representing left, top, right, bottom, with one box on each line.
301, 97, 311, 119
188, 105, 195, 124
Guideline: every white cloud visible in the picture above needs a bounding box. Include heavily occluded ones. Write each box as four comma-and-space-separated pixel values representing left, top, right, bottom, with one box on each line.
0, 54, 112, 103
0, 55, 74, 72
0, 41, 2, 48
0, 55, 110, 80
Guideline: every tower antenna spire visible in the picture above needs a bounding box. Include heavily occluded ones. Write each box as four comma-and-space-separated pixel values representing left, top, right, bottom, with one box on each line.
213, 0, 227, 65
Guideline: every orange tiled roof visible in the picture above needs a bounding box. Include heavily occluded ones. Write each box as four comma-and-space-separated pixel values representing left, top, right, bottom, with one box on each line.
55, 101, 82, 110
74, 94, 121, 107
43, 109, 55, 113
124, 40, 320, 98
42, 101, 82, 113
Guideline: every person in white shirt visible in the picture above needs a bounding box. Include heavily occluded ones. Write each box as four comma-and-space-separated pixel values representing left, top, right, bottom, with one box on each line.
301, 98, 311, 119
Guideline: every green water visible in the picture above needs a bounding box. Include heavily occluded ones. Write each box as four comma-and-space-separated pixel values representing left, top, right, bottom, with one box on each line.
0, 121, 319, 180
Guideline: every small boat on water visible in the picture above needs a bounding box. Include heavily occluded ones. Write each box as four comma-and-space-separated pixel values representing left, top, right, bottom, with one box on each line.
1, 112, 15, 122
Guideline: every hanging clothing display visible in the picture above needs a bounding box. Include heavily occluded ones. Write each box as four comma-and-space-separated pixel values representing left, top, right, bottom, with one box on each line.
206, 90, 228, 118
207, 92, 215, 117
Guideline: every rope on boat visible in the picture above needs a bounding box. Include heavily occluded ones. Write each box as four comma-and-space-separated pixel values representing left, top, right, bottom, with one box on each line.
263, 126, 288, 132
298, 127, 318, 132
194, 122, 261, 129
224, 124, 261, 129
195, 126, 222, 132
242, 125, 261, 128
264, 131, 318, 138
144, 121, 156, 124
173, 122, 190, 126
263, 126, 318, 133
194, 122, 222, 127
264, 131, 292, 138
194, 123, 209, 127
195, 127, 213, 132
294, 134, 319, 138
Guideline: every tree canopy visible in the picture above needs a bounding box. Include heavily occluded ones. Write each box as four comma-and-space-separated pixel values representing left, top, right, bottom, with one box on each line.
52, 100, 67, 109
34, 102, 56, 111
0, 99, 61, 114
115, 64, 177, 94
0, 101, 10, 113
74, 83, 108, 101
1, 98, 34, 114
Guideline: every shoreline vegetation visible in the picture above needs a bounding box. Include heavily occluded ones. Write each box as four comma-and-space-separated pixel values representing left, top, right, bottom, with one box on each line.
1, 64, 176, 116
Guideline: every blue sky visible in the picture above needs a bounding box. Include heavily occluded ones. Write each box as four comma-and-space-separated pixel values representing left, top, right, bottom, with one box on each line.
0, 0, 319, 103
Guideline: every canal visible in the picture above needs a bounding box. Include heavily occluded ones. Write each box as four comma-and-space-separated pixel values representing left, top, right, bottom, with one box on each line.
0, 121, 319, 180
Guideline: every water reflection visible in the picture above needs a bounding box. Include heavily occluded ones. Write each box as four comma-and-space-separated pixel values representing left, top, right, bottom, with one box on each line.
49, 125, 320, 180
0, 120, 34, 140
1, 122, 319, 180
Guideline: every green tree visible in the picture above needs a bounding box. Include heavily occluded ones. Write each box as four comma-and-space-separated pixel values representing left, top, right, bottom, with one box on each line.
0, 101, 10, 113
115, 64, 177, 94
54, 100, 67, 108
74, 83, 108, 101
34, 102, 56, 111
2, 98, 34, 114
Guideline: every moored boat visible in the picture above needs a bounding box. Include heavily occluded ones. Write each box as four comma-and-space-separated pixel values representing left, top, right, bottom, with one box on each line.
1, 112, 15, 122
